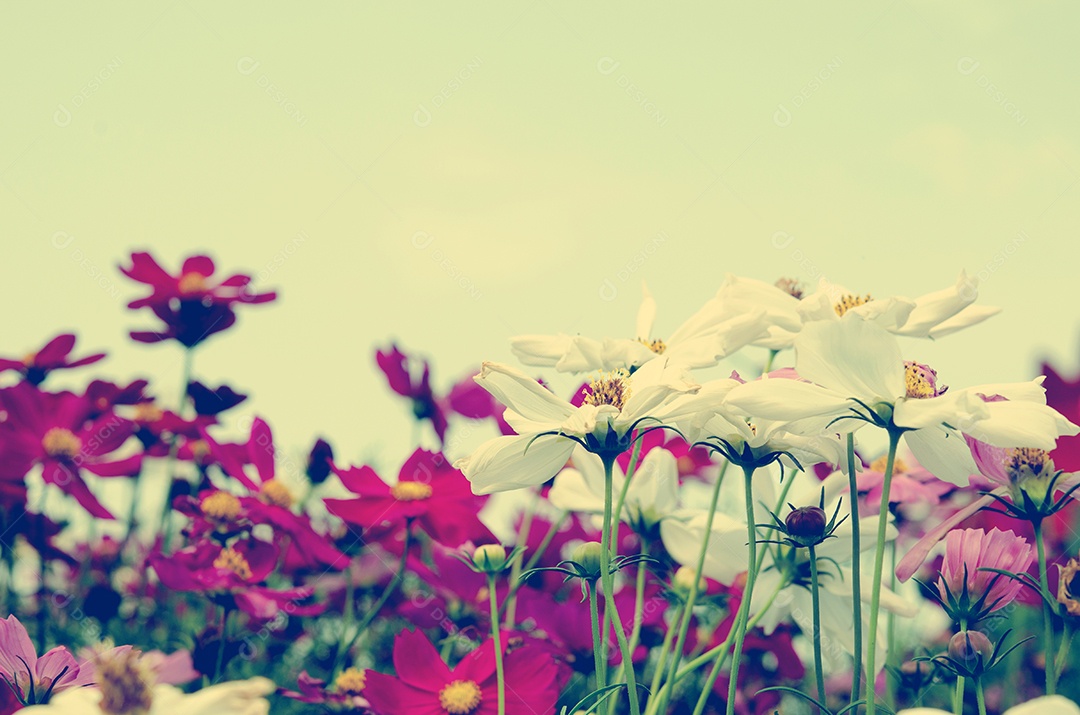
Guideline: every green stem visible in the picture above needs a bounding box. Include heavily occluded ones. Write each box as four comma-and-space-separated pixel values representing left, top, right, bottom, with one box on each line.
1054, 621, 1074, 682
600, 438, 643, 678
499, 510, 568, 619
488, 573, 506, 715
722, 465, 760, 715
809, 545, 826, 712
629, 539, 650, 654
331, 557, 356, 673
152, 347, 196, 550
600, 454, 642, 715
845, 433, 864, 702
954, 675, 966, 715
214, 605, 231, 683
653, 460, 729, 715
975, 678, 987, 715
647, 609, 679, 703
1034, 520, 1056, 695
503, 497, 535, 629
337, 528, 411, 665
588, 579, 607, 690
865, 428, 902, 715
763, 348, 779, 375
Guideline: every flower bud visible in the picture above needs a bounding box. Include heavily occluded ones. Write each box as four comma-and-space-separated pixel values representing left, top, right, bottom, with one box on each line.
472, 544, 508, 573
306, 438, 334, 485
672, 566, 706, 595
785, 506, 828, 547
571, 541, 603, 577
948, 630, 993, 663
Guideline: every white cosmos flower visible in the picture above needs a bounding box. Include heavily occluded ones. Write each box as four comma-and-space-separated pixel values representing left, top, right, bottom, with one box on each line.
21, 677, 274, 715
898, 695, 1080, 715
724, 316, 1078, 485
456, 358, 698, 494
548, 446, 678, 530
509, 282, 769, 373
798, 271, 1001, 339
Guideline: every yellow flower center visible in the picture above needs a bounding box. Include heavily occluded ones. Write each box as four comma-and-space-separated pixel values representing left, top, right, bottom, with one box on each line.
774, 277, 804, 300
834, 293, 873, 317
177, 272, 208, 295
95, 647, 155, 715
904, 361, 946, 399
1059, 557, 1080, 617
41, 427, 82, 459
438, 679, 483, 714
637, 337, 667, 354
133, 403, 164, 423
22, 351, 36, 366
1005, 447, 1052, 483
260, 479, 293, 508
870, 455, 909, 474
582, 369, 631, 410
332, 667, 367, 695
201, 491, 241, 522
213, 547, 253, 580
391, 481, 433, 501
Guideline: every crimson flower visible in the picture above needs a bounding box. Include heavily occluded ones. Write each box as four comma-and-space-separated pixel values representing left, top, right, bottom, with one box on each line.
281, 668, 371, 711
149, 538, 323, 620
326, 448, 493, 547
0, 333, 104, 386
0, 383, 141, 518
120, 252, 276, 347
363, 629, 560, 715
202, 417, 345, 568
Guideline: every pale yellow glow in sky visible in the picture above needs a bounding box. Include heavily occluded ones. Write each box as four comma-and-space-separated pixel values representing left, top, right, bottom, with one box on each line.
2, 3, 1079, 493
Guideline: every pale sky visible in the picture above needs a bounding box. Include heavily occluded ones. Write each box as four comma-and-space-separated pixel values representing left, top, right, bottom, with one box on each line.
3, 3, 1079, 481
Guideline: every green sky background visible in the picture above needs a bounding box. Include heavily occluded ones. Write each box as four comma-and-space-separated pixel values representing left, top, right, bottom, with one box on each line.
3, 3, 1078, 475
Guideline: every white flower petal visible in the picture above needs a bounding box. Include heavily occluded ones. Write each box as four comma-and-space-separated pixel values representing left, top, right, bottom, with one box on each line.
476, 362, 575, 427
892, 271, 980, 337
1003, 695, 1080, 715
928, 304, 1002, 338
509, 334, 572, 367
903, 426, 978, 486
963, 400, 1080, 450
795, 317, 906, 400
457, 434, 575, 494
660, 511, 750, 584
725, 377, 852, 425
636, 281, 657, 340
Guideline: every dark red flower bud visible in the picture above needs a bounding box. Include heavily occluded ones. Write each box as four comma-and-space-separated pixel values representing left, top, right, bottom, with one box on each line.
785, 506, 828, 546
948, 630, 993, 663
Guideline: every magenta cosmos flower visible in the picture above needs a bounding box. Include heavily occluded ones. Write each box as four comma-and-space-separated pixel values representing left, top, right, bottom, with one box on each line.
326, 448, 494, 548
0, 615, 93, 706
149, 538, 323, 620
363, 629, 560, 715
120, 252, 276, 348
936, 527, 1034, 620
0, 383, 141, 518
0, 333, 104, 386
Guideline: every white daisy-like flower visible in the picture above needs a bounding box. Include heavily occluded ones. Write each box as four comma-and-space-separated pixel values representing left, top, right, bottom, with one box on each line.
457, 358, 701, 494
898, 695, 1080, 715
509, 283, 769, 373
724, 316, 1078, 485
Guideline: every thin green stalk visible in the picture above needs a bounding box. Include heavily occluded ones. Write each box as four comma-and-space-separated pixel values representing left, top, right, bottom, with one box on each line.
629, 539, 650, 654
763, 348, 779, 374
488, 573, 506, 715
647, 609, 680, 703
503, 498, 535, 628
975, 678, 987, 715
1034, 520, 1056, 695
653, 460, 729, 715
865, 428, 902, 715
600, 454, 642, 715
1054, 621, 1074, 682
331, 557, 356, 673
600, 439, 643, 673
722, 465, 760, 715
337, 528, 411, 665
954, 675, 965, 715
588, 579, 607, 690
809, 545, 826, 712
499, 510, 568, 619
846, 433, 863, 702
214, 605, 231, 683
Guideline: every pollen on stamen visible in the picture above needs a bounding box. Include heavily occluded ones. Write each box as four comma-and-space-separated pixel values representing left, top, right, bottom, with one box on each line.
439, 679, 483, 714
94, 646, 155, 715
637, 337, 667, 354
834, 293, 873, 317
213, 547, 253, 580
41, 427, 82, 459
332, 667, 367, 695
1005, 447, 1053, 483
177, 272, 209, 295
581, 369, 632, 410
904, 361, 948, 399
391, 481, 433, 501
260, 479, 293, 508
201, 491, 241, 522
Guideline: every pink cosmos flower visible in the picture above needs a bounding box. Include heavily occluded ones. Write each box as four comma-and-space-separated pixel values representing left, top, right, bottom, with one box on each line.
120, 252, 276, 348
0, 333, 104, 386
0, 615, 93, 706
326, 448, 494, 548
0, 383, 141, 518
936, 527, 1034, 613
363, 629, 560, 715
